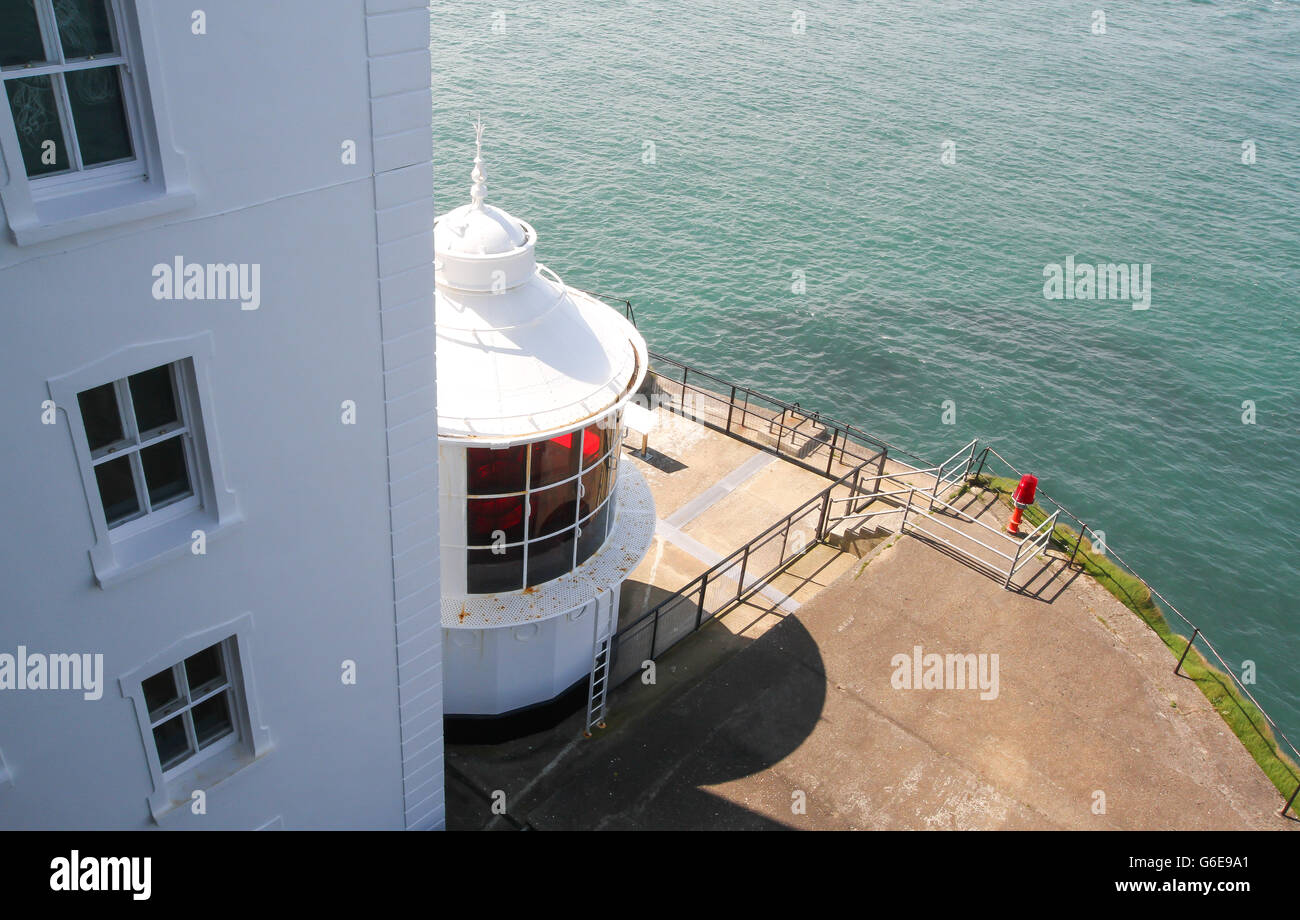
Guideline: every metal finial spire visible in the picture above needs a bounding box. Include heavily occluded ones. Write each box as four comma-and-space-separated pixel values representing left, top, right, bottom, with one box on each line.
470, 116, 487, 209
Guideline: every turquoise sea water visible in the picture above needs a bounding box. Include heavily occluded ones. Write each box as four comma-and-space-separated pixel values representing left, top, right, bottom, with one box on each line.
432, 1, 1300, 745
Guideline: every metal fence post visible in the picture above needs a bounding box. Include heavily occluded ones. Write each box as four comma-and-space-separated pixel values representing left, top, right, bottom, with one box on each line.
1004, 542, 1020, 590
736, 545, 750, 600
826, 428, 837, 476
972, 447, 988, 484
1068, 523, 1087, 568
695, 575, 708, 630
725, 384, 736, 433
1284, 781, 1300, 819
681, 365, 689, 408
816, 488, 832, 541
1174, 628, 1201, 677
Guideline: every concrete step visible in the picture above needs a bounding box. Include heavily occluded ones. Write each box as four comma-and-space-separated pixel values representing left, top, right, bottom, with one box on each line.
827, 522, 893, 558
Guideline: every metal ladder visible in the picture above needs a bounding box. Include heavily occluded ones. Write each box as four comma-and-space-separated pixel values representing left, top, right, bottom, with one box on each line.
583, 590, 614, 738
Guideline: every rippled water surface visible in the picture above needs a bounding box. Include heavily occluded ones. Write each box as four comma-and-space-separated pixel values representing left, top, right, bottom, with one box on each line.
432, 0, 1300, 741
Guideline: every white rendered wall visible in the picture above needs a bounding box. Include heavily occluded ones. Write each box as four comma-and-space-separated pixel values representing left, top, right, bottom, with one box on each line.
444, 588, 618, 715
0, 0, 442, 829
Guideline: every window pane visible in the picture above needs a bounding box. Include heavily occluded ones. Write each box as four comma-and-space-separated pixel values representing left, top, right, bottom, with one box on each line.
0, 0, 47, 67
142, 667, 181, 719
584, 412, 620, 470
603, 412, 621, 457
184, 644, 224, 695
466, 495, 524, 546
467, 544, 524, 594
152, 714, 192, 771
525, 528, 576, 588
140, 436, 191, 507
578, 424, 602, 469
528, 479, 578, 540
466, 445, 525, 495
192, 692, 233, 749
529, 433, 580, 488
4, 75, 70, 176
128, 364, 179, 434
578, 457, 613, 520
93, 454, 139, 525
66, 65, 132, 165
576, 502, 611, 567
53, 0, 116, 59
77, 382, 123, 451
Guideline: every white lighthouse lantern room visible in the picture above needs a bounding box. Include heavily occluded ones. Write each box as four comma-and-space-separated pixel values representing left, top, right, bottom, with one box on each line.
435, 124, 655, 727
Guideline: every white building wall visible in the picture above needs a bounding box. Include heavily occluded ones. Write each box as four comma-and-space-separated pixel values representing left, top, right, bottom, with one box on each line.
365, 0, 446, 832
0, 0, 441, 829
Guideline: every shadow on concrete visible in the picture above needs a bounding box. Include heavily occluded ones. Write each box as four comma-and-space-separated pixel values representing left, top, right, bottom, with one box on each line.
948, 488, 1002, 521
902, 528, 1005, 581
624, 444, 688, 473
1011, 554, 1081, 603
616, 578, 677, 631
540, 611, 828, 829
447, 603, 829, 830
907, 526, 1082, 605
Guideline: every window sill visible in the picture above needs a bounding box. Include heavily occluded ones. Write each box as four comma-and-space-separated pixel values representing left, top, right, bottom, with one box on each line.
149, 740, 276, 826
7, 178, 195, 247
91, 506, 243, 589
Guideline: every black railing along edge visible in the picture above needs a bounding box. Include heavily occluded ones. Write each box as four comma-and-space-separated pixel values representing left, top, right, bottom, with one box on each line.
645, 352, 933, 468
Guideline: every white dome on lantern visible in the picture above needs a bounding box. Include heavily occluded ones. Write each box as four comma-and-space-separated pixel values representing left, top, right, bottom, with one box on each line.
433, 124, 646, 444
437, 202, 528, 256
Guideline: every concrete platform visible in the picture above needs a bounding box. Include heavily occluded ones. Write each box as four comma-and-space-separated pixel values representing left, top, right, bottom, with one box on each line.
447, 406, 1295, 831
616, 405, 836, 632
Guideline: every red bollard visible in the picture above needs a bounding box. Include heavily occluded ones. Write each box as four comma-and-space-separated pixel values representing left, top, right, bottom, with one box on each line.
1007, 474, 1038, 535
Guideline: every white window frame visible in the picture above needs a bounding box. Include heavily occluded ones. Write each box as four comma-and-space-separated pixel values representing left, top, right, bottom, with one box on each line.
119, 614, 272, 824
0, 0, 194, 246
48, 333, 242, 587
81, 360, 203, 538
0, 0, 144, 186
141, 638, 240, 778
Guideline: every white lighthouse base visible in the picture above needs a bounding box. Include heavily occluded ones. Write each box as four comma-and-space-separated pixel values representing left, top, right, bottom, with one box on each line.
443, 587, 618, 716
